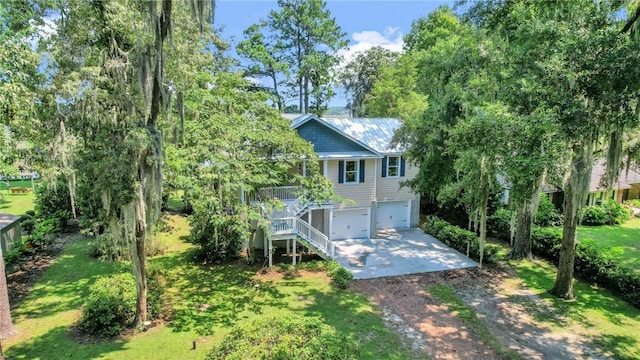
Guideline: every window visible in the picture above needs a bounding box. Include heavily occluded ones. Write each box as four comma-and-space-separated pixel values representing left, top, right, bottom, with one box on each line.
345, 160, 358, 183
387, 156, 400, 177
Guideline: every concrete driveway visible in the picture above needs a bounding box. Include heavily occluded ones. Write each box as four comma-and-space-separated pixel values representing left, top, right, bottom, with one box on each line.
332, 228, 478, 279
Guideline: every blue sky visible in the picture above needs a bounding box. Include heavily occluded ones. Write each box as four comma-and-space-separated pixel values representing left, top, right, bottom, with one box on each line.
215, 0, 455, 107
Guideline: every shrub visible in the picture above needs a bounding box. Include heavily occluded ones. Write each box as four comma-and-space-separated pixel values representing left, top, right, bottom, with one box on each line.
581, 200, 631, 226
627, 199, 640, 208
529, 226, 640, 309
581, 205, 608, 225
422, 216, 498, 263
34, 178, 73, 231
188, 198, 246, 263
326, 261, 353, 289
488, 208, 512, 242
535, 194, 563, 227
80, 273, 137, 337
206, 314, 359, 360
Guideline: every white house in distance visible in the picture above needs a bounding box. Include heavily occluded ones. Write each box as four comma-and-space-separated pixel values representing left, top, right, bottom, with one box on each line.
252, 114, 420, 266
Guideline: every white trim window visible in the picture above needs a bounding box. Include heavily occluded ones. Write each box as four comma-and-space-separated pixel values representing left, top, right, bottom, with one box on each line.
387, 156, 400, 177
345, 160, 359, 183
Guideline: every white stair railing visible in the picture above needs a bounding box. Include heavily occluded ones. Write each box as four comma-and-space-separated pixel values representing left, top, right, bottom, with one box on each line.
270, 217, 334, 258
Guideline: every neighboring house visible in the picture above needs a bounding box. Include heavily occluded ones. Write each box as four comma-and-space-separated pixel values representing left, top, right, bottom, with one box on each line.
0, 213, 22, 255
545, 158, 640, 208
252, 114, 420, 266
584, 159, 640, 206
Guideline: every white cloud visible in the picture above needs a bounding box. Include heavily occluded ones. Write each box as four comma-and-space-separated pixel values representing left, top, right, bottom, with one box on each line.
337, 26, 404, 66
28, 11, 59, 49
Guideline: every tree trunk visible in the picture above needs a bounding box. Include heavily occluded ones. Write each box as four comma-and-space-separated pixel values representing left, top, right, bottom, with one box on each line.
551, 142, 593, 299
509, 204, 534, 261
509, 176, 543, 261
304, 77, 309, 114
132, 226, 147, 324
0, 250, 16, 340
298, 77, 304, 114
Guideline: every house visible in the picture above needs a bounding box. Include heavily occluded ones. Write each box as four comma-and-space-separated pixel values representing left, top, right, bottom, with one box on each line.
544, 158, 640, 208
252, 114, 420, 266
584, 159, 640, 206
0, 213, 22, 255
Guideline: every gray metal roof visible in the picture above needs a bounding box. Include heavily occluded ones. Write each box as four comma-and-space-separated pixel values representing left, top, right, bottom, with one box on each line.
290, 114, 404, 155
321, 117, 403, 154
315, 151, 382, 160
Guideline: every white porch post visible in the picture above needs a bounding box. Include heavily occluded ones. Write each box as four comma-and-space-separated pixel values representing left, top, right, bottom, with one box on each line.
328, 208, 334, 241
286, 239, 290, 255
268, 237, 273, 267
309, 210, 312, 226
293, 238, 297, 265
263, 235, 268, 257
323, 160, 328, 177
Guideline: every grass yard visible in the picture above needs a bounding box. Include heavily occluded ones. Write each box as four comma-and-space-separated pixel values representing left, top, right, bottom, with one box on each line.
513, 259, 640, 359
4, 214, 415, 360
0, 179, 38, 215
577, 217, 640, 272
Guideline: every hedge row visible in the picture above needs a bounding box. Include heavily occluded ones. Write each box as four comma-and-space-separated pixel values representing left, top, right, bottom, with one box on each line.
422, 216, 499, 263
531, 227, 640, 308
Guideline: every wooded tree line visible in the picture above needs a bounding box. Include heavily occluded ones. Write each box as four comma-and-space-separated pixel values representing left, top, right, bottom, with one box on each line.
351, 1, 640, 300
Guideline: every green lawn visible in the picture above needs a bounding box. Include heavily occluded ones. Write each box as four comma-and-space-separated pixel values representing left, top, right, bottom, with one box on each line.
0, 179, 38, 215
577, 217, 640, 272
513, 259, 640, 359
5, 214, 415, 360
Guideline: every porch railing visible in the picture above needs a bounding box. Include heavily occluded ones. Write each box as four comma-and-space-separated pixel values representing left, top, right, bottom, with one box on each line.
271, 217, 334, 258
250, 186, 302, 202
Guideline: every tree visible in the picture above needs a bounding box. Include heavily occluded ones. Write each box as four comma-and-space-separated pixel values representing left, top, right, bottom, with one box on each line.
47, 0, 216, 326
172, 71, 330, 263
240, 0, 347, 115
365, 53, 427, 120
338, 46, 397, 117
237, 22, 289, 111
465, 0, 640, 297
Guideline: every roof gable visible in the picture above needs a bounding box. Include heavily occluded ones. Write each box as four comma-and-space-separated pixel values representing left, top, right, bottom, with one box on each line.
291, 114, 403, 155
293, 115, 379, 156
322, 117, 403, 154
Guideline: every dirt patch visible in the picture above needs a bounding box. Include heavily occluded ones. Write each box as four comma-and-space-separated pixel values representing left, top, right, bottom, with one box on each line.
352, 266, 604, 360
352, 268, 503, 359
6, 233, 81, 307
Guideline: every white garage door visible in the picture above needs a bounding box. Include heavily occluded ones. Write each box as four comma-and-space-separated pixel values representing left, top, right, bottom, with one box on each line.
376, 201, 409, 229
332, 208, 370, 240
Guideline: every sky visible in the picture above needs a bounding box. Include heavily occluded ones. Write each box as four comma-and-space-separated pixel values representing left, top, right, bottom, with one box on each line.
215, 0, 456, 107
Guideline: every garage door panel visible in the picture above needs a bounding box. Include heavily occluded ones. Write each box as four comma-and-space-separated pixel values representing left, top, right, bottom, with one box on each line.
376, 201, 409, 229
332, 208, 369, 240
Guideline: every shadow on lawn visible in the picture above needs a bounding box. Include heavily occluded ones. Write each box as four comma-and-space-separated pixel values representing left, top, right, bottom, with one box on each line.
11, 238, 125, 321
593, 334, 639, 360
300, 286, 411, 359
153, 251, 287, 336
6, 326, 126, 360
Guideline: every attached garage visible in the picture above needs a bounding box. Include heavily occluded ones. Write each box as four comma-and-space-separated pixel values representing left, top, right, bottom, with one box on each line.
332, 208, 370, 240
376, 201, 410, 229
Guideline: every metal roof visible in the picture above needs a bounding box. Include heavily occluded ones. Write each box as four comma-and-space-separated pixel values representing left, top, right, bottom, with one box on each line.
315, 151, 382, 160
291, 114, 404, 155
321, 117, 403, 154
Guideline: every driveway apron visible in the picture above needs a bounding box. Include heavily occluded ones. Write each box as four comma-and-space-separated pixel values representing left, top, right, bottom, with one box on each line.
332, 228, 478, 279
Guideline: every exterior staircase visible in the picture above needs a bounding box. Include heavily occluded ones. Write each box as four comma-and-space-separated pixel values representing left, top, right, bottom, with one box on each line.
255, 187, 335, 259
